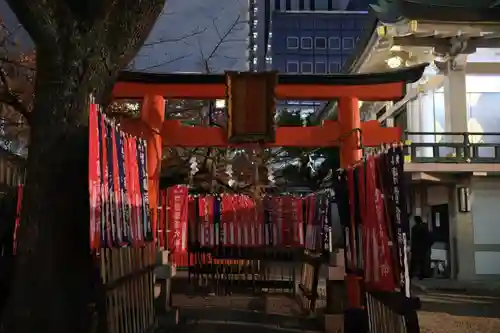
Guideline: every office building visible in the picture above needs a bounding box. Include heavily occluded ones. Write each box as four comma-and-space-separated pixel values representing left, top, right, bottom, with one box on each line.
248, 0, 376, 71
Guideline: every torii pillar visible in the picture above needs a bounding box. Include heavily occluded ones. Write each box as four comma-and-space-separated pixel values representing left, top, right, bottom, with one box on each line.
337, 96, 364, 332
141, 95, 165, 244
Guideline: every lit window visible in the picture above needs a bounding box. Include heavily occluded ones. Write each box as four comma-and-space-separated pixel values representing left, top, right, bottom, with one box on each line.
315, 37, 327, 49
342, 37, 354, 50
286, 61, 299, 73
301, 37, 313, 49
329, 37, 340, 50
287, 37, 299, 49
301, 62, 313, 74
329, 62, 340, 73
315, 62, 326, 74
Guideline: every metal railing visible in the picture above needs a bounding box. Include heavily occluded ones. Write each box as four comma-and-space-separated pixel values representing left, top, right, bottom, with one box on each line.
404, 131, 500, 163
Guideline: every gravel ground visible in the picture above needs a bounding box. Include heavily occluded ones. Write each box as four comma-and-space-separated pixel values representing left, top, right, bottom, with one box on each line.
165, 274, 500, 333
417, 290, 500, 333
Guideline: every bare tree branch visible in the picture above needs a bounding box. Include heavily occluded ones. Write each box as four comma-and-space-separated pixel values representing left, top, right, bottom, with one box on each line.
0, 68, 31, 124
136, 53, 192, 71
160, 10, 259, 192
143, 27, 207, 47
205, 14, 244, 65
4, 0, 68, 49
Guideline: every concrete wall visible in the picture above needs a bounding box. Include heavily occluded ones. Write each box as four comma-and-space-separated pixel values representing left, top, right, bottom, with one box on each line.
470, 177, 500, 279
411, 176, 500, 281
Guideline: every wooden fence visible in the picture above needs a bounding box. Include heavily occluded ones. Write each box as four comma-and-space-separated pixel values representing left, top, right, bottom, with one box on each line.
298, 259, 321, 314
97, 243, 156, 333
365, 291, 420, 333
0, 151, 24, 187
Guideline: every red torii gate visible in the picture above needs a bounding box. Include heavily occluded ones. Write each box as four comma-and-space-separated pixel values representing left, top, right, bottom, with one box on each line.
111, 64, 426, 315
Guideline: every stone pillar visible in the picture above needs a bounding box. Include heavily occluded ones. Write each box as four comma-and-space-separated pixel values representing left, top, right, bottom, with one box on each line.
407, 88, 423, 159
449, 179, 475, 280
325, 251, 347, 333
444, 62, 468, 133
155, 250, 179, 326
407, 87, 420, 133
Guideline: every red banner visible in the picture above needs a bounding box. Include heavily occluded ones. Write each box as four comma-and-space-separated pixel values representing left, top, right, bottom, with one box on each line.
122, 134, 133, 247
245, 196, 257, 247
130, 138, 144, 246
198, 195, 214, 247
99, 114, 111, 247
157, 192, 310, 251
188, 195, 197, 246
233, 195, 242, 246
88, 104, 100, 249
305, 195, 317, 251
364, 155, 396, 292
284, 195, 304, 247
12, 184, 23, 254
225, 194, 237, 246
167, 185, 188, 252
346, 168, 357, 270
158, 189, 167, 249
110, 123, 125, 246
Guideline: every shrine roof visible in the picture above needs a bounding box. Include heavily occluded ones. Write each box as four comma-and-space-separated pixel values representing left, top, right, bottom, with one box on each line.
118, 63, 427, 87
400, 2, 500, 22
373, 0, 500, 24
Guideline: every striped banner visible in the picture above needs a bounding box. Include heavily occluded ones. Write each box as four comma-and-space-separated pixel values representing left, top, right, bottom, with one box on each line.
88, 104, 151, 249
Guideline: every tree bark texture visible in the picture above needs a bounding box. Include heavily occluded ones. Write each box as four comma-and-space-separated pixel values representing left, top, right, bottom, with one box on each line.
1, 1, 165, 333
2, 62, 95, 333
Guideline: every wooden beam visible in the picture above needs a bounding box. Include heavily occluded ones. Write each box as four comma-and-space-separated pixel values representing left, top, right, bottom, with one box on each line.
159, 120, 401, 148
112, 64, 427, 101
113, 81, 408, 101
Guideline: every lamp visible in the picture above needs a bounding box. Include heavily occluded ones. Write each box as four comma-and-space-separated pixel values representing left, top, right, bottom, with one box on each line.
386, 56, 403, 69
457, 187, 471, 213
215, 99, 226, 108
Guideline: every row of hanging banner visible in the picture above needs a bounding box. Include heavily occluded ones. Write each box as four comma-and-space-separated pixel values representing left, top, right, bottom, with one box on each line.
85, 99, 408, 294
158, 186, 336, 255
88, 104, 152, 249
333, 145, 410, 295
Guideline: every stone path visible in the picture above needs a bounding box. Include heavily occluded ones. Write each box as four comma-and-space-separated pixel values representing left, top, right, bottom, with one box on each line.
417, 290, 500, 333
159, 274, 500, 333
167, 293, 323, 333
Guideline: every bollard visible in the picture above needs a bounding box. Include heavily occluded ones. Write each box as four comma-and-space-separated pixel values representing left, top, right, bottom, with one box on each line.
324, 250, 347, 333
154, 250, 176, 314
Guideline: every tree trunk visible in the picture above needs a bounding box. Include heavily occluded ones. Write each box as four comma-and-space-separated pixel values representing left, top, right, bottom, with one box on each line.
1, 51, 104, 333
1, 1, 165, 331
